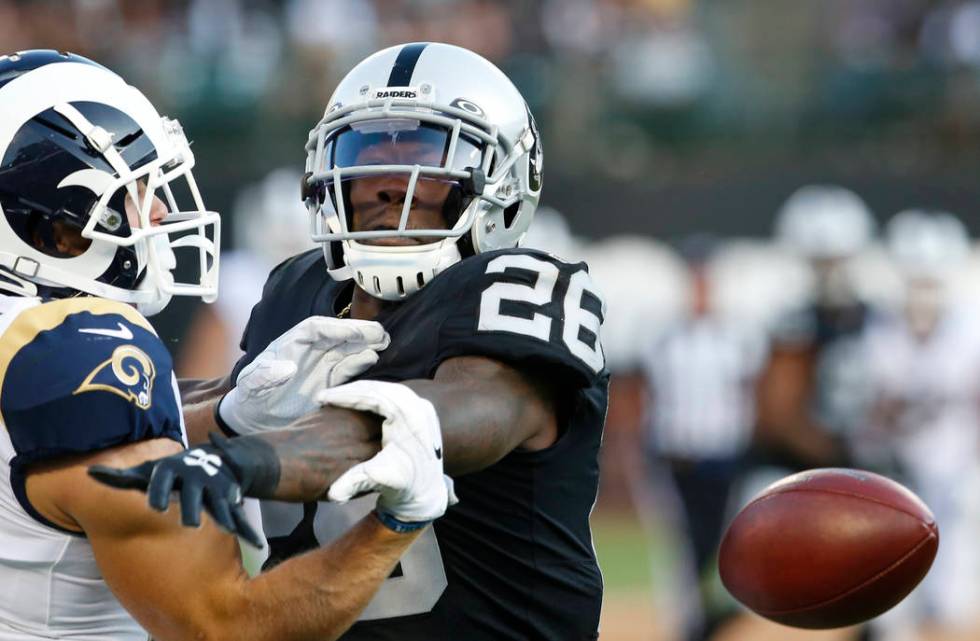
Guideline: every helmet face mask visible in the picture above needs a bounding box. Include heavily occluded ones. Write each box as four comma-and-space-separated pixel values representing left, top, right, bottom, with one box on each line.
321, 118, 486, 241
305, 42, 542, 301
0, 50, 220, 315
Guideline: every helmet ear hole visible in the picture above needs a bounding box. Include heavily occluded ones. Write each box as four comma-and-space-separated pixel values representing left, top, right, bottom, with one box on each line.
503, 202, 519, 229
329, 240, 345, 268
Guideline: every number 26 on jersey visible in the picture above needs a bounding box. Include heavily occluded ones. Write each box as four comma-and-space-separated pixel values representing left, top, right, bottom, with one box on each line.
477, 254, 605, 373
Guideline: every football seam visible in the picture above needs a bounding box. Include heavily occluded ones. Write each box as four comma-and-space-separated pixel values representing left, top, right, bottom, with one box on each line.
752, 530, 939, 617
748, 487, 935, 526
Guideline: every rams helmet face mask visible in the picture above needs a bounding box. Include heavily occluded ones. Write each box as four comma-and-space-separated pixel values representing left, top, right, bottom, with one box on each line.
305, 42, 542, 300
0, 50, 220, 315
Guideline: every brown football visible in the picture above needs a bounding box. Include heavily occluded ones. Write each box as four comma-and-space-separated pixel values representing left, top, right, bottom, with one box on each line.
718, 468, 939, 629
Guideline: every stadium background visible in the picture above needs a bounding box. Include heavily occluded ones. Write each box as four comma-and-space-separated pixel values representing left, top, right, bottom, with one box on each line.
5, 1, 980, 640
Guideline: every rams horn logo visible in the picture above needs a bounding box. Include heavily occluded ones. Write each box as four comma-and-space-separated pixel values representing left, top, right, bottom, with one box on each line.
74, 344, 157, 410
57, 168, 125, 232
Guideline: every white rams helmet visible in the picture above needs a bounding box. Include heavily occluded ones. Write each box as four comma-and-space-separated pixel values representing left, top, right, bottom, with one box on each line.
304, 42, 542, 300
0, 50, 219, 316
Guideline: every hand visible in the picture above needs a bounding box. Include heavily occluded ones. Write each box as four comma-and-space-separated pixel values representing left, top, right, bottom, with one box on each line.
321, 381, 458, 526
88, 434, 267, 547
220, 316, 389, 435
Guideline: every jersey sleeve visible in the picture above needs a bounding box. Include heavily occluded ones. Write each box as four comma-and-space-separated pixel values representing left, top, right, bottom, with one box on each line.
0, 298, 182, 468
433, 249, 607, 388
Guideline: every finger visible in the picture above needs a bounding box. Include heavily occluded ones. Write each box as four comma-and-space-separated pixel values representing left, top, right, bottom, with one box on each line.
88, 462, 153, 491
444, 476, 459, 507
293, 316, 354, 346
231, 504, 265, 549
316, 382, 387, 414
302, 318, 389, 349
179, 481, 205, 528
147, 465, 177, 512
328, 464, 377, 503
345, 321, 389, 348
204, 485, 237, 534
327, 349, 380, 387
350, 445, 412, 491
241, 360, 297, 394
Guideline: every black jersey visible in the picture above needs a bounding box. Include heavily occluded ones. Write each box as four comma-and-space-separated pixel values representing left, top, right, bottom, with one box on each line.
233, 247, 608, 641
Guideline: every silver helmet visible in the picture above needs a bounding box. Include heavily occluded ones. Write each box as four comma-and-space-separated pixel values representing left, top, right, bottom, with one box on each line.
304, 42, 542, 300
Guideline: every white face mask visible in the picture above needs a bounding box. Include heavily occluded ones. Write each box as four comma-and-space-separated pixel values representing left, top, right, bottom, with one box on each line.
134, 234, 176, 317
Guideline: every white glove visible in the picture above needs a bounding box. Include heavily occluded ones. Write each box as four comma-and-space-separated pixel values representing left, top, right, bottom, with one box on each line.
219, 317, 390, 435
322, 381, 458, 526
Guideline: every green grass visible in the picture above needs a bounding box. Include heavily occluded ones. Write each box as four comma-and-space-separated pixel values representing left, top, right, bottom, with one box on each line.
592, 514, 665, 593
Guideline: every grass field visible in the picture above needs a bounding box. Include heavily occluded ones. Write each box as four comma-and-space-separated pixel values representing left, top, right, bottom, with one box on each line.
592, 512, 669, 641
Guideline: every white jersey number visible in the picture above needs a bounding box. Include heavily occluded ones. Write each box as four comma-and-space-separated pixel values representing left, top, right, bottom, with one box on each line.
478, 254, 605, 372
261, 497, 447, 620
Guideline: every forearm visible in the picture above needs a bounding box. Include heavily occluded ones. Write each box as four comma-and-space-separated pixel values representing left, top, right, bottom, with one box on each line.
209, 514, 420, 641
245, 367, 549, 501
178, 376, 231, 445
238, 406, 382, 501
179, 376, 231, 405
403, 377, 539, 475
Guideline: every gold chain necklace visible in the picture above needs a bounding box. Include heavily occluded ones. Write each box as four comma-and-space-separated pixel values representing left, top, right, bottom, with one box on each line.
336, 302, 352, 319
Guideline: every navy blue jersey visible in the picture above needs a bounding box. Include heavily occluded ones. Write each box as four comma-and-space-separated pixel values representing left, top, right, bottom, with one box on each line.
0, 296, 182, 526
234, 248, 608, 641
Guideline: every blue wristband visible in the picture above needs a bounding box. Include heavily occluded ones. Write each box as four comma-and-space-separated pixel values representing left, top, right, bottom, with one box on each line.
374, 509, 431, 533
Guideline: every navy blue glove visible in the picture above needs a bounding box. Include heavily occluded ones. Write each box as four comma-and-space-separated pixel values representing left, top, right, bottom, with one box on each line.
89, 433, 277, 547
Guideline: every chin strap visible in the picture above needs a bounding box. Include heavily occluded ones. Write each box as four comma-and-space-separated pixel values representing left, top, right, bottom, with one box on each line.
0, 265, 38, 297
0, 251, 153, 305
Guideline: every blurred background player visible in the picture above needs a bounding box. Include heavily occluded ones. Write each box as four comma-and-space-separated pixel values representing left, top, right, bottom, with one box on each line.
178, 166, 314, 378
643, 235, 766, 640
638, 235, 768, 641
859, 210, 980, 641
753, 185, 878, 484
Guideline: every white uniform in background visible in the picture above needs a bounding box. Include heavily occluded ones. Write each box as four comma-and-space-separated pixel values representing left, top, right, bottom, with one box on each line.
181, 167, 314, 374
642, 317, 766, 460
862, 210, 980, 636
862, 305, 980, 628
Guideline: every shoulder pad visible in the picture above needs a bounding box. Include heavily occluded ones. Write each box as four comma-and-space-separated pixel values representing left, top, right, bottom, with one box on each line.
0, 298, 181, 466
427, 249, 607, 384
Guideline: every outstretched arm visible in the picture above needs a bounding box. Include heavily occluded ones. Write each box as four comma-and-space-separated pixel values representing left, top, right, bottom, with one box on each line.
91, 354, 554, 540
97, 354, 555, 505
755, 346, 848, 466
29, 438, 421, 641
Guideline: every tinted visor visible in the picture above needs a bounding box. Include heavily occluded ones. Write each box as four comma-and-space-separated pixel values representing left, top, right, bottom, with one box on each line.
327, 119, 483, 171
320, 119, 485, 232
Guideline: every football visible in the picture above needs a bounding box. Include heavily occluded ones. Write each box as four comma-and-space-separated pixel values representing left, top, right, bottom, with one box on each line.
718, 468, 939, 629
